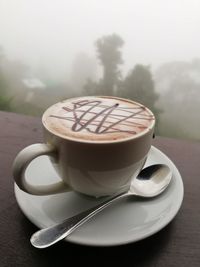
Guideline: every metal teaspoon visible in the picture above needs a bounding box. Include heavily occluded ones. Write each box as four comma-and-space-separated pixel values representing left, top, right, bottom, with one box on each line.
31, 164, 172, 248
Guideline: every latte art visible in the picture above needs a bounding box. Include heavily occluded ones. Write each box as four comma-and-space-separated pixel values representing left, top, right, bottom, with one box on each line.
43, 96, 155, 141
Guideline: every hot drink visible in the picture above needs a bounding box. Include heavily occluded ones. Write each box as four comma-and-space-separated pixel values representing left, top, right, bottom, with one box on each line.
13, 96, 155, 197
43, 96, 154, 142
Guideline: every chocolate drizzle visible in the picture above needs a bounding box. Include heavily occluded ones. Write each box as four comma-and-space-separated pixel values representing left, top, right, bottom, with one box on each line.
50, 99, 154, 135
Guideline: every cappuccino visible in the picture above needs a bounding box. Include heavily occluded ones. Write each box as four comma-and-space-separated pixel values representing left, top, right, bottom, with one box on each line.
13, 96, 155, 197
43, 96, 154, 142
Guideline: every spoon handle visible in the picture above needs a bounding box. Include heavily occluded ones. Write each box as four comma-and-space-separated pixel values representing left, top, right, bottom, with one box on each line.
31, 191, 128, 248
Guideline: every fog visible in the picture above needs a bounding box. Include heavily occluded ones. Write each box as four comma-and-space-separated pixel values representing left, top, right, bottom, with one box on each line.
0, 0, 200, 141
1, 0, 200, 80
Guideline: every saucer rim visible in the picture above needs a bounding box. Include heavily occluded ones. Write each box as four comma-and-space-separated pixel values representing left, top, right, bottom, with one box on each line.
14, 145, 184, 247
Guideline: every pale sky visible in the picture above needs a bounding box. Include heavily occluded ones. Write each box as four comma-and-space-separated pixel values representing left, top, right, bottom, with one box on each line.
0, 0, 200, 81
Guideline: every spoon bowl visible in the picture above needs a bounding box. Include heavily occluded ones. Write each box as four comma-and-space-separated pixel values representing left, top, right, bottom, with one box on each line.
31, 164, 172, 248
131, 164, 172, 197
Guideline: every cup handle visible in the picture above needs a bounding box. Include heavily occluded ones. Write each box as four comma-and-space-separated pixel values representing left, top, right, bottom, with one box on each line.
13, 143, 71, 195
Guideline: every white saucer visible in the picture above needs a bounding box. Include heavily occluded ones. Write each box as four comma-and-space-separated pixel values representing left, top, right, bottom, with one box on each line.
14, 146, 184, 247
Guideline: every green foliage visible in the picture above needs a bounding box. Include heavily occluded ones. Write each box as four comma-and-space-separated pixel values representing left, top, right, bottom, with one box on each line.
95, 33, 124, 95
122, 64, 159, 112
120, 64, 161, 133
0, 95, 12, 111
0, 50, 12, 111
96, 33, 124, 68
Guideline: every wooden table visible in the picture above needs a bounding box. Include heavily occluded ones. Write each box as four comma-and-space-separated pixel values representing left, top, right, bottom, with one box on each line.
0, 111, 200, 267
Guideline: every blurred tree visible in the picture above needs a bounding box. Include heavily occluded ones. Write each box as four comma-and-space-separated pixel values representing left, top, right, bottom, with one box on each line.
122, 64, 159, 114
95, 33, 124, 95
121, 64, 160, 133
0, 46, 12, 111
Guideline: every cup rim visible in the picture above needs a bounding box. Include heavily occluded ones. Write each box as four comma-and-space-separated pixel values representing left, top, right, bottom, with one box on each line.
42, 96, 155, 144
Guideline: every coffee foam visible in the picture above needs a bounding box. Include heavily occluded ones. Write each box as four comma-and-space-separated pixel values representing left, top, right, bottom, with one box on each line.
42, 96, 155, 142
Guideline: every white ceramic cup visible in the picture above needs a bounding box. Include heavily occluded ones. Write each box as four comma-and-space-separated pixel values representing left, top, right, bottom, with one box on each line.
13, 96, 155, 197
